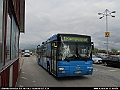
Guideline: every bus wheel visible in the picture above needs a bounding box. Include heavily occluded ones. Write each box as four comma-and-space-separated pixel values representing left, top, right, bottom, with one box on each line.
38, 58, 40, 66
47, 65, 51, 75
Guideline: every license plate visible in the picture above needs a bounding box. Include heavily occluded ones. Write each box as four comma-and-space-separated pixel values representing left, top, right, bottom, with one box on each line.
74, 71, 82, 74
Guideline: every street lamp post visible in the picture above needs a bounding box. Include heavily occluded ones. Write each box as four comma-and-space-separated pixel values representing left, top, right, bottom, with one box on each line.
98, 9, 115, 56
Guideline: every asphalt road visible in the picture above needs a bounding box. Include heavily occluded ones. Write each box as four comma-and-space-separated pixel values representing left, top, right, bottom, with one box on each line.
16, 56, 120, 87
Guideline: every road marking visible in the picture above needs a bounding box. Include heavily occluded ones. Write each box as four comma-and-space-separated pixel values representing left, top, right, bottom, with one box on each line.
109, 70, 116, 72
19, 85, 23, 87
21, 77, 27, 80
22, 72, 25, 73
33, 81, 35, 82
93, 67, 116, 72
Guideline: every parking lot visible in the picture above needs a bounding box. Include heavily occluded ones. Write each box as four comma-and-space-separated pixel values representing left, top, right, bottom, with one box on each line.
16, 56, 120, 87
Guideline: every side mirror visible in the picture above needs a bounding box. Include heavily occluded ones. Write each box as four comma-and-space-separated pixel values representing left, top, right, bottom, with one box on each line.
91, 42, 94, 50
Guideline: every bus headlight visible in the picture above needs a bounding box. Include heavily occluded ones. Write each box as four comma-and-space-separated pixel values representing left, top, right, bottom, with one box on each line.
87, 66, 93, 69
59, 68, 64, 71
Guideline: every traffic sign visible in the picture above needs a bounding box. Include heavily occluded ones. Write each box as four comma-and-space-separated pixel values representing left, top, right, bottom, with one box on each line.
104, 32, 110, 37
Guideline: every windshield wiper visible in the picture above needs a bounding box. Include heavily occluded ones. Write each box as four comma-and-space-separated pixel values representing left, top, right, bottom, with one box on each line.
65, 54, 90, 61
82, 56, 90, 60
78, 54, 90, 60
65, 55, 77, 60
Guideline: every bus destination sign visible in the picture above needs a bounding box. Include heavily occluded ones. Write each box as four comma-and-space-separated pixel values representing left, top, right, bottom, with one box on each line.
63, 36, 89, 42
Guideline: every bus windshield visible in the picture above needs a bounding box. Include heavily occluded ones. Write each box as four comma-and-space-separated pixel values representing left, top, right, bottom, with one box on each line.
58, 42, 92, 61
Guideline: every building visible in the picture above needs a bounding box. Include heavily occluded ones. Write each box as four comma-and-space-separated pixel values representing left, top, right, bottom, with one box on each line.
0, 0, 25, 87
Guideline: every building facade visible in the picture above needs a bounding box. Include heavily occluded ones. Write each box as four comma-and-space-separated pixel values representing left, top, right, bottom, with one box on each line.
0, 0, 25, 87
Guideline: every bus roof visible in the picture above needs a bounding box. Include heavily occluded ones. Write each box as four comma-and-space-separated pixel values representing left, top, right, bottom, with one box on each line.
42, 33, 91, 44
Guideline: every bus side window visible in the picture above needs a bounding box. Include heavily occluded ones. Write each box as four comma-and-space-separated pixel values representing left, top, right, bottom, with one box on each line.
52, 42, 57, 48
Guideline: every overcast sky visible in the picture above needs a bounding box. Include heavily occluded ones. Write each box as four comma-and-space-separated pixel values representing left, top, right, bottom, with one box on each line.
20, 0, 120, 51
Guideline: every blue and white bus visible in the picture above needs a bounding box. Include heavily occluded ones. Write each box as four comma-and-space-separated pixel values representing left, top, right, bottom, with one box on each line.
36, 33, 94, 77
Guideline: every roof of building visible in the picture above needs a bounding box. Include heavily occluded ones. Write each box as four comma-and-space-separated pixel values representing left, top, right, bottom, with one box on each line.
20, 0, 25, 33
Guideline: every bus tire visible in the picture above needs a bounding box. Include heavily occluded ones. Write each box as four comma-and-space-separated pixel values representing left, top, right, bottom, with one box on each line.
38, 58, 40, 66
47, 65, 51, 75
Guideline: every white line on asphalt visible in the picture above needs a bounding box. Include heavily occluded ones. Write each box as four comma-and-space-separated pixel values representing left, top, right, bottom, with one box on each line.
19, 85, 23, 87
22, 72, 25, 73
109, 70, 116, 72
21, 77, 27, 80
32, 81, 35, 82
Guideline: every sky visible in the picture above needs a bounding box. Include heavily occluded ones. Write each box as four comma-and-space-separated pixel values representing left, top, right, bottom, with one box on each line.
20, 0, 120, 51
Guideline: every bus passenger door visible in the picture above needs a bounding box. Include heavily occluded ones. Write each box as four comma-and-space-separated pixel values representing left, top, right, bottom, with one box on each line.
51, 42, 57, 75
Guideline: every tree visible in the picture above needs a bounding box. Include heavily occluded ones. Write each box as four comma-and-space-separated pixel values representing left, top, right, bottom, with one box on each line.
111, 48, 117, 54
92, 48, 99, 54
99, 50, 107, 53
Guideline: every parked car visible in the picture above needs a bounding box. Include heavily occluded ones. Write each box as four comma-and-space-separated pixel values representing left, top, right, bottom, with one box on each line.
96, 54, 108, 60
102, 56, 120, 67
30, 52, 32, 55
92, 55, 102, 64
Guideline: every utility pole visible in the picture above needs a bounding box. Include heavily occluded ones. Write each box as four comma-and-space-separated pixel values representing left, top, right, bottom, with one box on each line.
98, 9, 116, 56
